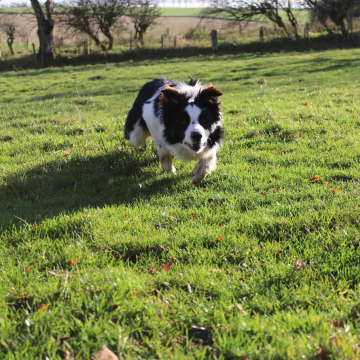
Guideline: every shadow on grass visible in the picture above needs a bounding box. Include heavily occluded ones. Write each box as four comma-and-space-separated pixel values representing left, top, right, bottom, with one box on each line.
1, 33, 360, 73
0, 148, 186, 230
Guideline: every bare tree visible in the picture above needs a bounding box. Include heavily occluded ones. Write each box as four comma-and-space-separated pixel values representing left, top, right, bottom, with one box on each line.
283, 0, 299, 40
130, 0, 161, 46
60, 0, 106, 50
30, 0, 54, 61
61, 0, 129, 51
202, 0, 301, 39
302, 0, 359, 37
0, 22, 16, 55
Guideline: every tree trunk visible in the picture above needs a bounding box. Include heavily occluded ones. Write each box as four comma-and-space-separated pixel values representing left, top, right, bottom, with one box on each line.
107, 34, 114, 50
285, 2, 300, 41
89, 33, 106, 51
139, 31, 144, 46
30, 0, 54, 63
7, 38, 14, 55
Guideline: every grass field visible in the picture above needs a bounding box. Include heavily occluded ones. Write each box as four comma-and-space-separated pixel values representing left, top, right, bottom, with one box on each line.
1, 48, 360, 359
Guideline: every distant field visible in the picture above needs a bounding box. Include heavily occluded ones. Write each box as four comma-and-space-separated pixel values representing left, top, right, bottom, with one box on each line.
1, 49, 360, 359
1, 6, 309, 21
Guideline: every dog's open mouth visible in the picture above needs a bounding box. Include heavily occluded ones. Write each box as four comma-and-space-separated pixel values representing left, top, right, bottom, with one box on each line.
185, 142, 203, 152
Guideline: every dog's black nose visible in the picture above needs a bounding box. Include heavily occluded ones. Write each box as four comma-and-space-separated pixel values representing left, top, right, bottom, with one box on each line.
191, 132, 202, 142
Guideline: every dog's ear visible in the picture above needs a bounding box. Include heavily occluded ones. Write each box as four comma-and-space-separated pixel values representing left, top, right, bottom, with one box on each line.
160, 86, 188, 106
196, 85, 222, 104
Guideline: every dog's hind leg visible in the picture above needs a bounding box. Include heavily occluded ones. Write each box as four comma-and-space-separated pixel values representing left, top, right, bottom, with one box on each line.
156, 142, 176, 174
191, 149, 217, 183
125, 107, 150, 149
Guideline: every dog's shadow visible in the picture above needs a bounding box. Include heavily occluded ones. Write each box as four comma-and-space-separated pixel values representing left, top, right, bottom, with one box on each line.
0, 148, 188, 229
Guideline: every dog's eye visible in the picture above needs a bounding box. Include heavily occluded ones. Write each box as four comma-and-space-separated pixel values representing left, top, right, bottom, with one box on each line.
180, 113, 190, 127
199, 116, 209, 125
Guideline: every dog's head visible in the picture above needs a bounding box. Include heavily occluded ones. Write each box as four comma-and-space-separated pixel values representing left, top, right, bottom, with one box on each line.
159, 84, 223, 153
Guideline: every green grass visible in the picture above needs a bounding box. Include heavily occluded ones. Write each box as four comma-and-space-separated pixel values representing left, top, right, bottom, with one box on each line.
1, 49, 360, 359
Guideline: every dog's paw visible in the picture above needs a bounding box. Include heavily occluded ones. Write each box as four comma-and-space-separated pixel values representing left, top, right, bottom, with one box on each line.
192, 156, 216, 183
164, 165, 176, 174
191, 164, 209, 183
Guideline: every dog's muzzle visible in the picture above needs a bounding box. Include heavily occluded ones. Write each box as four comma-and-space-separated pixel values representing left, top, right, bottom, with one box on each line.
185, 142, 204, 152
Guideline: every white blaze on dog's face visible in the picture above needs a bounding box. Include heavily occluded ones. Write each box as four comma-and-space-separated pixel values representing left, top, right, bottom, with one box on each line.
160, 85, 222, 154
182, 104, 206, 153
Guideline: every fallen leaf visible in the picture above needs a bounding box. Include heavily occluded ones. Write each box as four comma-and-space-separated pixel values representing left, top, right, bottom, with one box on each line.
108, 179, 114, 185
261, 191, 266, 196
330, 188, 340, 193
216, 236, 224, 242
217, 205, 221, 210
312, 175, 320, 182
209, 269, 221, 273
219, 223, 226, 227
122, 141, 126, 146
133, 292, 140, 298
275, 250, 282, 254
270, 188, 277, 192
179, 273, 184, 278
295, 260, 304, 270
168, 216, 176, 220
63, 152, 70, 157
33, 223, 39, 230
315, 345, 331, 360
86, 150, 93, 154
25, 265, 32, 272
186, 283, 192, 294
189, 213, 196, 219
324, 181, 330, 185
204, 187, 209, 192
303, 102, 309, 106
235, 304, 244, 311
38, 304, 49, 311
148, 264, 157, 274
162, 258, 176, 271
138, 183, 145, 189
69, 259, 78, 266
91, 345, 118, 360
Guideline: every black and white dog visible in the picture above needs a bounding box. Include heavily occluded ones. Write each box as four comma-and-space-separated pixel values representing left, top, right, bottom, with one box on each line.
125, 78, 223, 183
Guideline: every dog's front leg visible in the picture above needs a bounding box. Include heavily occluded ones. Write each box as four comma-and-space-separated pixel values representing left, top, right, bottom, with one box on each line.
192, 149, 217, 183
156, 143, 176, 174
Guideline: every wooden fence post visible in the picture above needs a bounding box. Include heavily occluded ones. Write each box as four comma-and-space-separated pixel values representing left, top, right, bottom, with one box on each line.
348, 15, 353, 39
32, 43, 36, 64
161, 35, 164, 50
259, 27, 264, 43
83, 39, 89, 58
26, 38, 28, 50
211, 29, 218, 52
130, 31, 132, 51
174, 35, 177, 48
0, 46, 2, 60
304, 23, 309, 40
